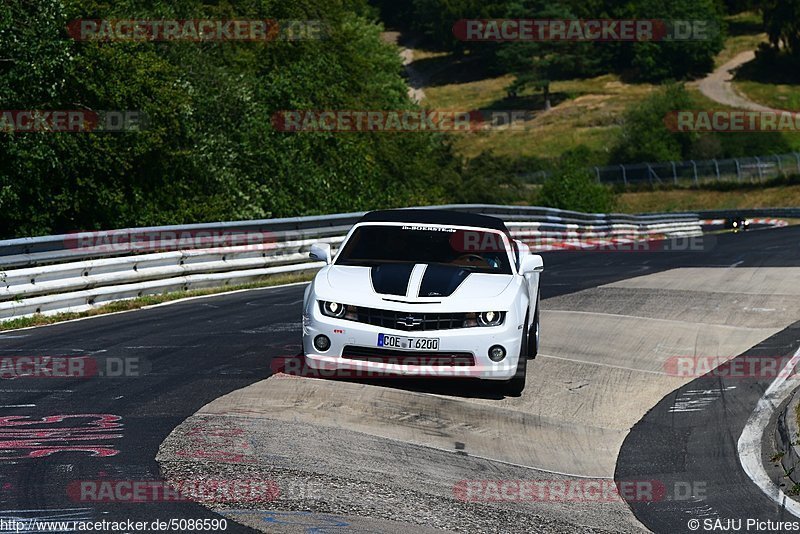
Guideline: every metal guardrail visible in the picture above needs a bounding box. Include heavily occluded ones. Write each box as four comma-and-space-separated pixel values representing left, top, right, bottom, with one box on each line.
519, 152, 800, 187
0, 204, 700, 269
687, 208, 800, 220
0, 205, 703, 322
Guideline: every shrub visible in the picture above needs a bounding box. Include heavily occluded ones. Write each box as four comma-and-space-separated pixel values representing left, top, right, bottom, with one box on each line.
610, 83, 696, 164
537, 158, 616, 213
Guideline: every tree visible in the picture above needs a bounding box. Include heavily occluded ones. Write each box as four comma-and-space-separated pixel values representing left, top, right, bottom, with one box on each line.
0, 0, 464, 238
410, 0, 509, 52
495, 1, 603, 110
621, 0, 725, 81
762, 0, 800, 57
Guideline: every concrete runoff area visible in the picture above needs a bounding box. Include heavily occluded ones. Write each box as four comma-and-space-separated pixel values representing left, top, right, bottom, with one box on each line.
158, 266, 800, 533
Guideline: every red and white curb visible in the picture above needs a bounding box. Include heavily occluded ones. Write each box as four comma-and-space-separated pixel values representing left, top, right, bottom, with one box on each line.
701, 218, 788, 227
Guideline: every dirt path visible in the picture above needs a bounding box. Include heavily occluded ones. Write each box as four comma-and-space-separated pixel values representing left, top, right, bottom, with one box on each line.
382, 31, 426, 103
400, 47, 426, 103
696, 50, 772, 111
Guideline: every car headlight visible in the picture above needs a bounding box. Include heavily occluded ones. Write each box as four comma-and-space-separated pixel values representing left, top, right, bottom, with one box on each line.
478, 311, 505, 327
319, 301, 358, 320
321, 301, 346, 318
466, 311, 505, 327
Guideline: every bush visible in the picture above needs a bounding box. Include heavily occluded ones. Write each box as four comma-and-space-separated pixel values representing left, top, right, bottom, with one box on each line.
537, 158, 616, 213
453, 152, 530, 204
610, 83, 696, 164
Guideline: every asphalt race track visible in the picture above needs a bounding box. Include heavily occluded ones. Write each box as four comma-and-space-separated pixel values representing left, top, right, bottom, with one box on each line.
617, 321, 800, 533
2, 225, 800, 533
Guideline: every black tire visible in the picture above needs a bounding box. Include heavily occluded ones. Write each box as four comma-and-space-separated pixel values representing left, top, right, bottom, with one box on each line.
502, 313, 528, 396
529, 296, 539, 360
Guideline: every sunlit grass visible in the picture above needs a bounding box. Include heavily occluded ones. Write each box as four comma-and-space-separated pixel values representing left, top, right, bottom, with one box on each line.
423, 73, 656, 160
735, 81, 800, 111
618, 184, 800, 213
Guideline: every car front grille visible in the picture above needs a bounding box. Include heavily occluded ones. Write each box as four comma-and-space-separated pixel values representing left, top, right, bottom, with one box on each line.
342, 345, 475, 366
354, 307, 468, 331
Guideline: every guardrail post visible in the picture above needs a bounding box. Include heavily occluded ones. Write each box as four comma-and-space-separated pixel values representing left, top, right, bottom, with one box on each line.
776, 154, 784, 176
735, 158, 742, 182
620, 164, 627, 186
691, 160, 698, 185
594, 166, 600, 183
712, 159, 719, 181
647, 164, 653, 186
795, 152, 800, 173
755, 156, 763, 183
670, 161, 677, 185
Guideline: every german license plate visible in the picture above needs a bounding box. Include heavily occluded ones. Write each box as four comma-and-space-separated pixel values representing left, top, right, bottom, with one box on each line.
377, 334, 439, 351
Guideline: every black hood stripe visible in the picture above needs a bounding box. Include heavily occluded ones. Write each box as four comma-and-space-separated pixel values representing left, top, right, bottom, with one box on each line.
417, 264, 471, 297
370, 263, 415, 296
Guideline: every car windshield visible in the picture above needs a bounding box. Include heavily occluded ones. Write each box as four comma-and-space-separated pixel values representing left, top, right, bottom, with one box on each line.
335, 224, 512, 274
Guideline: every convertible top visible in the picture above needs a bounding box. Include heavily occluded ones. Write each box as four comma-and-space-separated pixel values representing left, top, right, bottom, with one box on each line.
358, 209, 509, 233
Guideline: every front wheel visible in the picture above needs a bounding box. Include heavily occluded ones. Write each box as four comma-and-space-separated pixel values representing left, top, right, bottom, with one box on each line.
529, 299, 539, 360
502, 313, 528, 396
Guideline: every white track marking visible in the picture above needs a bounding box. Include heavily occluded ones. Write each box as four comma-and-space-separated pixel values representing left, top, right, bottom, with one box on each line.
668, 387, 736, 413
738, 345, 800, 518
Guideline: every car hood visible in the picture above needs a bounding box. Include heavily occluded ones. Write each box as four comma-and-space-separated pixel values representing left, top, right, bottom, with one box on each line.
318, 264, 514, 308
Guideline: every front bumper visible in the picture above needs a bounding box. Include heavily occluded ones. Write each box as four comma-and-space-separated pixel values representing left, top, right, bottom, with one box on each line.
302, 304, 524, 381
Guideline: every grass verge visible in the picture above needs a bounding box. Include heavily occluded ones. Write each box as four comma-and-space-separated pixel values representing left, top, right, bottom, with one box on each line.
734, 80, 800, 111
617, 183, 800, 213
0, 271, 314, 332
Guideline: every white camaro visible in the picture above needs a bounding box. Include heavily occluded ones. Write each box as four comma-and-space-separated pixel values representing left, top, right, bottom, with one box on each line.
301, 209, 543, 395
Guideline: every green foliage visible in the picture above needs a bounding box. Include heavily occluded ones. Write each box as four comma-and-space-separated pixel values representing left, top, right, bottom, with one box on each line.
762, 0, 800, 57
373, 0, 723, 84
0, 0, 462, 238
610, 83, 696, 164
409, 0, 508, 52
627, 0, 725, 81
537, 155, 616, 212
453, 151, 544, 203
611, 82, 793, 164
496, 1, 606, 108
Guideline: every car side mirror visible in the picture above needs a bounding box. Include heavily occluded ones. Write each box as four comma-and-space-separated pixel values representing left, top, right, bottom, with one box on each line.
309, 243, 332, 264
520, 254, 544, 275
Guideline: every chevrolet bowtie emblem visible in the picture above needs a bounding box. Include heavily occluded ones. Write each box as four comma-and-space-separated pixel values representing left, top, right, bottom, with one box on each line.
398, 315, 422, 327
